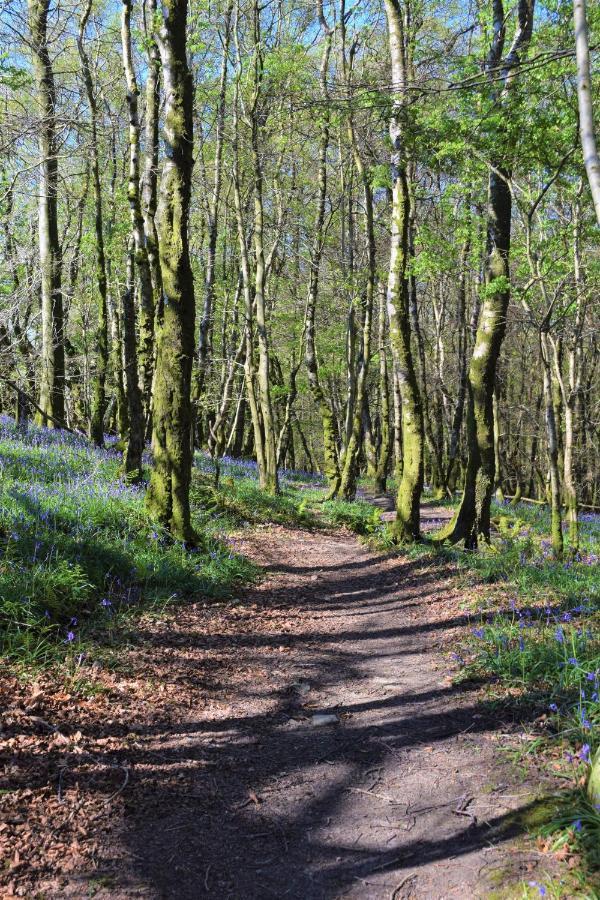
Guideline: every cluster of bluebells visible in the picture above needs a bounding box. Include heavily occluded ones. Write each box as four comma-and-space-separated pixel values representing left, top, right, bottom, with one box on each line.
0, 418, 253, 656
467, 594, 599, 750
194, 450, 326, 487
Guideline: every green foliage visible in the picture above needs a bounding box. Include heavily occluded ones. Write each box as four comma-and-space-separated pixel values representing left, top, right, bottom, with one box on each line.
0, 421, 257, 665
320, 498, 383, 536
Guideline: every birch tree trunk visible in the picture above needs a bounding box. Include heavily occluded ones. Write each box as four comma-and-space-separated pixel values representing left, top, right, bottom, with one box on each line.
573, 0, 600, 223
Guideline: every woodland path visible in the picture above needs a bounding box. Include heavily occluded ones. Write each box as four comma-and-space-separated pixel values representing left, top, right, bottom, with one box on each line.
5, 518, 552, 899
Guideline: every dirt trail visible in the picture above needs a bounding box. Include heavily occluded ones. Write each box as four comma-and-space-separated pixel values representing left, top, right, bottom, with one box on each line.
84, 526, 547, 899
4, 523, 549, 899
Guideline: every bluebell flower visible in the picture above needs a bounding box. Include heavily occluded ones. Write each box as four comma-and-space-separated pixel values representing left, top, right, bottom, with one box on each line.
579, 743, 591, 763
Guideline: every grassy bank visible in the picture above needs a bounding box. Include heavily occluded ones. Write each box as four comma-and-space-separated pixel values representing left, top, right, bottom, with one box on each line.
0, 422, 377, 670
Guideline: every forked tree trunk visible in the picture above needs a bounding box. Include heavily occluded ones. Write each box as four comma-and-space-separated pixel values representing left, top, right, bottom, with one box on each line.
146, 0, 196, 541
29, 0, 65, 428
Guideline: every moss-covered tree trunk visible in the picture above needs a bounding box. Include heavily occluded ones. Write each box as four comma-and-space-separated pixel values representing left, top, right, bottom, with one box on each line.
29, 0, 65, 428
383, 0, 424, 542
146, 0, 196, 542
439, 0, 535, 549
141, 0, 162, 309
78, 0, 108, 447
440, 168, 512, 548
121, 0, 155, 420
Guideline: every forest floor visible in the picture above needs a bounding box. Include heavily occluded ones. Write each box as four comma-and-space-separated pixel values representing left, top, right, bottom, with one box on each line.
1, 509, 564, 899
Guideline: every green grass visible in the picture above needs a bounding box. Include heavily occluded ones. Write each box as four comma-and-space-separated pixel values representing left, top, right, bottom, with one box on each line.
0, 420, 257, 667
0, 421, 377, 669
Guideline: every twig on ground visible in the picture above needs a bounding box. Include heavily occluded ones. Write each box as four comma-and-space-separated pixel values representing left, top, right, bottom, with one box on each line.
104, 766, 130, 803
391, 872, 417, 899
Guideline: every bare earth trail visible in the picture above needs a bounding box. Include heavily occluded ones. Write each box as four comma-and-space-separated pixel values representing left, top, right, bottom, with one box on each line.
63, 519, 548, 900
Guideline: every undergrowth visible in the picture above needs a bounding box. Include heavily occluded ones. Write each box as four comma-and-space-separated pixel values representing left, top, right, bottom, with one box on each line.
0, 420, 257, 667
0, 422, 375, 669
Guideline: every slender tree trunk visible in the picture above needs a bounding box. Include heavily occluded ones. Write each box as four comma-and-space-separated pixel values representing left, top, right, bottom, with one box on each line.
78, 0, 109, 446
249, 0, 278, 494
573, 0, 600, 223
196, 0, 233, 404
541, 332, 563, 556
374, 280, 392, 494
121, 0, 155, 417
29, 0, 65, 427
141, 0, 162, 319
121, 240, 144, 478
383, 0, 424, 542
304, 21, 341, 497
446, 230, 471, 492
146, 0, 196, 541
441, 0, 535, 548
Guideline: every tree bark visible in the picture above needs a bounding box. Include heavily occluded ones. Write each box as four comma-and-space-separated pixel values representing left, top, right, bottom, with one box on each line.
383, 0, 424, 542
121, 239, 144, 478
29, 0, 65, 428
304, 19, 341, 497
440, 0, 535, 548
121, 0, 155, 417
146, 0, 196, 541
573, 0, 600, 223
78, 0, 109, 446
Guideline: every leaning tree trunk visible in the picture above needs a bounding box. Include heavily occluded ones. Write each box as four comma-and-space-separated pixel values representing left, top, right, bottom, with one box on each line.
146, 0, 196, 542
383, 0, 424, 542
78, 0, 109, 446
29, 0, 65, 428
